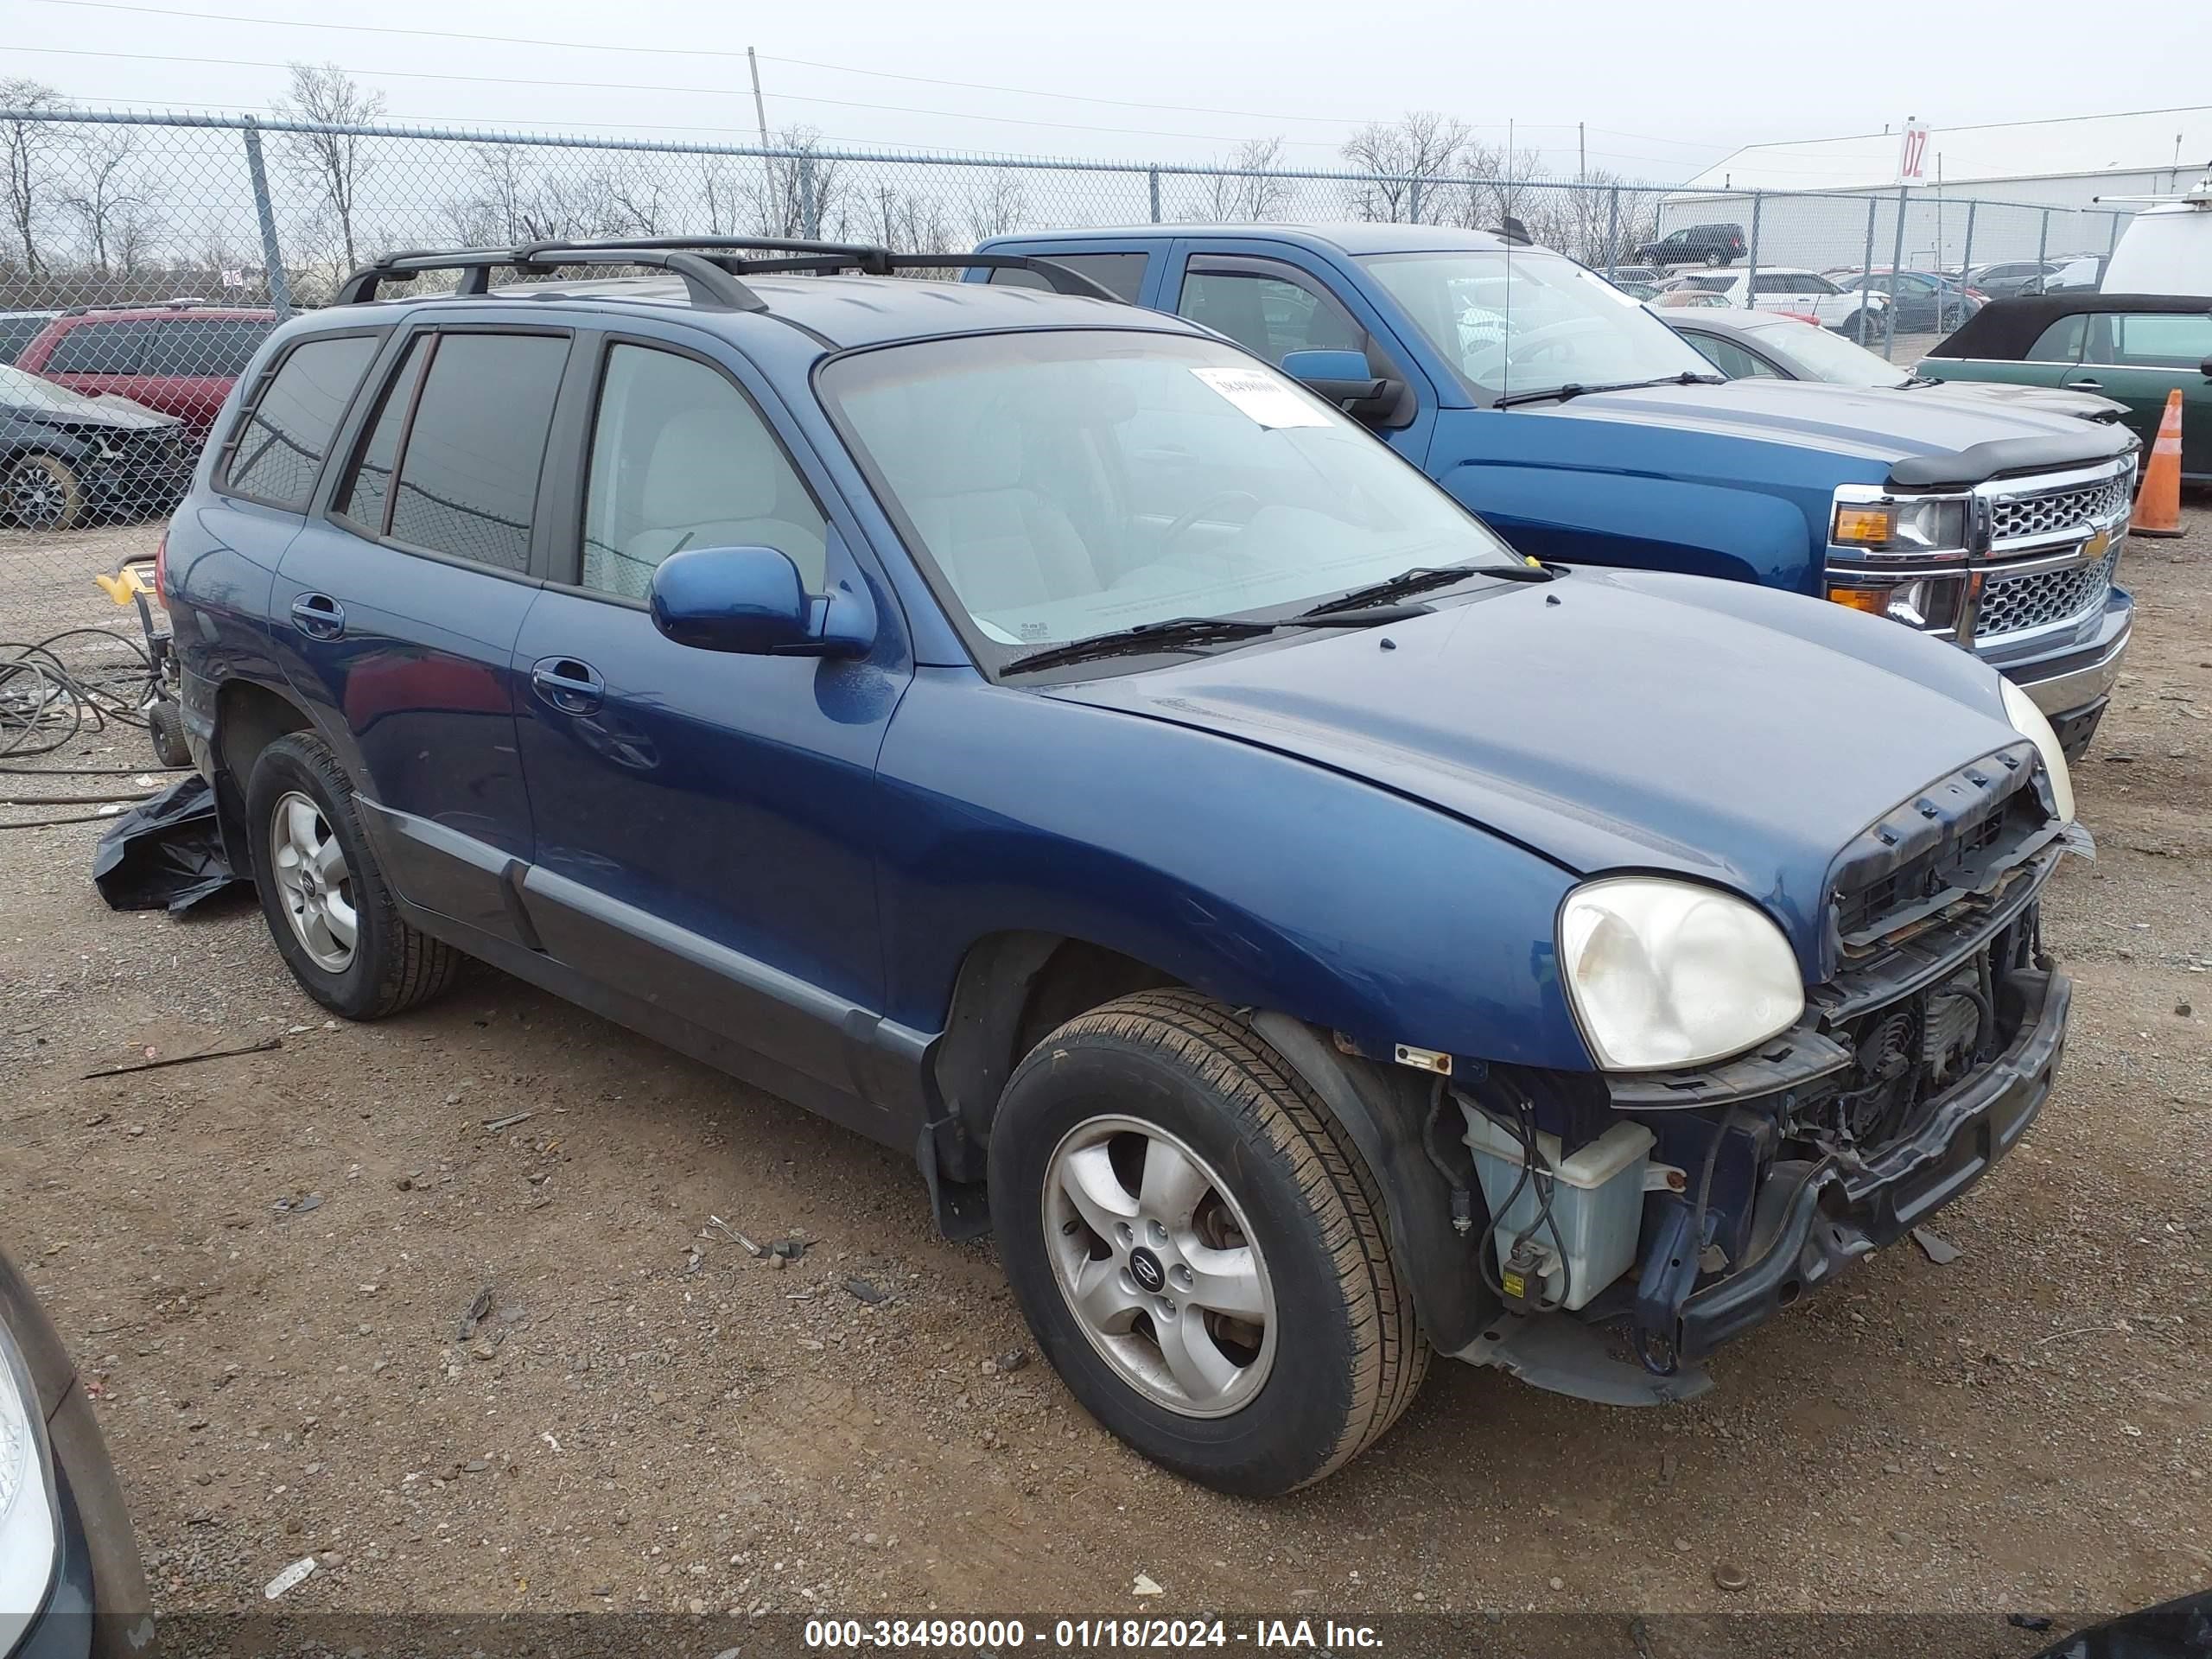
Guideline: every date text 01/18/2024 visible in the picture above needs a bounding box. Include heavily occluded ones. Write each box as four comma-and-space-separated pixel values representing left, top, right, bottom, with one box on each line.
803, 1618, 1385, 1648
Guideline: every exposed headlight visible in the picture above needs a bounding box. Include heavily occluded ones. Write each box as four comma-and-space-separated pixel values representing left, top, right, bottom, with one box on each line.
2001, 677, 2075, 823
1832, 497, 1967, 553
1558, 877, 1806, 1071
0, 1326, 59, 1649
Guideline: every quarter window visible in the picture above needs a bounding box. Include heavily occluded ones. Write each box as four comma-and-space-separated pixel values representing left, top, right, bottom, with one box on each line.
2024, 315, 2087, 363
45, 320, 156, 375
1687, 334, 1782, 379
2101, 312, 2212, 370
382, 333, 569, 572
334, 334, 432, 533
580, 343, 827, 600
221, 334, 380, 510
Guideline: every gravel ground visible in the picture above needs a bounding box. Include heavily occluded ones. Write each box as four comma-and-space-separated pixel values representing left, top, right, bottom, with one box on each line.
1, 507, 2206, 1641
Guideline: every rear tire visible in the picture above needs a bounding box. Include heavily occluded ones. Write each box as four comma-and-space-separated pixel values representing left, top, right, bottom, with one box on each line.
989, 988, 1427, 1496
146, 700, 190, 769
245, 732, 461, 1020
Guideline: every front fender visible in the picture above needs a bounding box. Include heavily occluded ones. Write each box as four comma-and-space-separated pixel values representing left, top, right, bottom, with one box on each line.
875, 667, 1595, 1073
0, 419, 102, 467
1440, 459, 1817, 590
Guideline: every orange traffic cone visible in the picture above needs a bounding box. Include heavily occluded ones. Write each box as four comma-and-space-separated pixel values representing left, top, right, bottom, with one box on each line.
2129, 388, 2185, 539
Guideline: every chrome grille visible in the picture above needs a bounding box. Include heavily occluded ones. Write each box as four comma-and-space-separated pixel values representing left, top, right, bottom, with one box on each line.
1989, 474, 2130, 543
1979, 546, 2119, 640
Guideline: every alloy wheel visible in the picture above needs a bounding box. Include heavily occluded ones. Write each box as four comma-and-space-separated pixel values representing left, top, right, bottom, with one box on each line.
1042, 1114, 1277, 1418
268, 791, 357, 971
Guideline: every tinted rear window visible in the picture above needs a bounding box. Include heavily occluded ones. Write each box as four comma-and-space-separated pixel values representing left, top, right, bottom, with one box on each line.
221, 334, 382, 509
44, 319, 158, 375
156, 317, 274, 377
385, 332, 569, 572
986, 252, 1147, 302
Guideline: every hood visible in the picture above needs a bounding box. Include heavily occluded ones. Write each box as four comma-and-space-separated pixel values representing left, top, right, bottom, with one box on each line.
1049, 569, 2023, 976
1522, 377, 2133, 482
1902, 378, 2133, 424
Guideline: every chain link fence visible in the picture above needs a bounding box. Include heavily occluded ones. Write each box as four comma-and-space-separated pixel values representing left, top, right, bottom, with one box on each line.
0, 107, 2139, 648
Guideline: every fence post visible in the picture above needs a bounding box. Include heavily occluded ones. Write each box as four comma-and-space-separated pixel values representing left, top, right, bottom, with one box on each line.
798, 154, 819, 238
1408, 175, 1423, 224
1959, 200, 1976, 283
1884, 185, 1909, 359
1604, 186, 1619, 277
1857, 196, 1878, 346
2036, 208, 2050, 275
1147, 166, 1160, 224
1743, 192, 1761, 308
239, 116, 292, 320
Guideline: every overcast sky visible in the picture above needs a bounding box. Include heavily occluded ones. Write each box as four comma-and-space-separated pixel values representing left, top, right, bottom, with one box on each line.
12, 0, 2212, 183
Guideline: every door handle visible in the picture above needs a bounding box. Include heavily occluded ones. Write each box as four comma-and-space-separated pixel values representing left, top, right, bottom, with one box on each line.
530, 657, 605, 715
289, 592, 345, 640
2063, 378, 2102, 391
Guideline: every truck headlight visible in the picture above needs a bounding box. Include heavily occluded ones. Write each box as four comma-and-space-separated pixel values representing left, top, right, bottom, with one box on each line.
1832, 497, 1967, 553
1558, 877, 1806, 1071
2001, 678, 2075, 823
0, 1326, 59, 1649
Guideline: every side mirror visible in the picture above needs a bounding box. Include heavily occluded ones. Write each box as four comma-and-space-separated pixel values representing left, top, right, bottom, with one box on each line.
648, 543, 874, 658
2200, 354, 2212, 381
1280, 347, 1408, 426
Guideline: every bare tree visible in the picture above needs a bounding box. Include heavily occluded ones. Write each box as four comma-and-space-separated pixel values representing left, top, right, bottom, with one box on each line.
698, 157, 747, 236
61, 123, 143, 274
274, 62, 386, 272
607, 169, 667, 237
1, 79, 70, 276
744, 127, 848, 239
860, 182, 954, 255
1339, 111, 1471, 223
962, 168, 1027, 243
1201, 137, 1287, 221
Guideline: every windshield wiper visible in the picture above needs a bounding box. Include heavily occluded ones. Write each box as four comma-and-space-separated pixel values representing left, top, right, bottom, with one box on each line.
1300, 562, 1555, 617
1001, 606, 1435, 676
1491, 370, 1723, 410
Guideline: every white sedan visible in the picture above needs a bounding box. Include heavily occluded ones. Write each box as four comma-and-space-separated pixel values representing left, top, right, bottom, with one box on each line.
1656, 267, 1889, 335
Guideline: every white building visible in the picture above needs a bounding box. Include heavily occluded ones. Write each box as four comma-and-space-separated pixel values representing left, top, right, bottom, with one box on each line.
1659, 107, 2212, 273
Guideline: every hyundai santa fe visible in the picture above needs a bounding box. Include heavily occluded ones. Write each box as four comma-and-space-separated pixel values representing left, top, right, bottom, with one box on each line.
160, 236, 2086, 1495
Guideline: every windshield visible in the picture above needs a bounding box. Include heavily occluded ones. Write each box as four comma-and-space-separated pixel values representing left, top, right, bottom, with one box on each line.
1360, 250, 1718, 403
821, 329, 1523, 667
1752, 321, 1910, 388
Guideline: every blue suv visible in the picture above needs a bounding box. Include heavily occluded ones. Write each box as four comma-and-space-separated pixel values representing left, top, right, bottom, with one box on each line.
163, 237, 2082, 1497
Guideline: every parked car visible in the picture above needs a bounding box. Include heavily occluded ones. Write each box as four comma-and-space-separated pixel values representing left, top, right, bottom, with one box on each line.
1603, 263, 1665, 286
1649, 288, 1732, 308
1916, 293, 2211, 483
1657, 267, 1883, 332
981, 224, 2134, 753
2, 1243, 155, 1657
1835, 270, 1981, 334
15, 302, 277, 440
0, 364, 190, 531
1966, 260, 2066, 301
1633, 221, 1745, 267
168, 235, 2086, 1497
1662, 306, 2134, 425
1614, 280, 1661, 301
0, 311, 60, 366
2037, 254, 2107, 294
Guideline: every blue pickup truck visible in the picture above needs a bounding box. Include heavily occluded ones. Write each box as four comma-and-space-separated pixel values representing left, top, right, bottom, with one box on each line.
978, 225, 2138, 753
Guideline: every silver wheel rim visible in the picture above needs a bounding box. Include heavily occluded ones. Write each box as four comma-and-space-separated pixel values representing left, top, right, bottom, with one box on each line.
268, 791, 357, 972
1042, 1114, 1277, 1418
6, 461, 67, 529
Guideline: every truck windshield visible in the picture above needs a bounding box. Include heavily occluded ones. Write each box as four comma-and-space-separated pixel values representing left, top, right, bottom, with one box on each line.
1361, 250, 1719, 404
820, 329, 1525, 669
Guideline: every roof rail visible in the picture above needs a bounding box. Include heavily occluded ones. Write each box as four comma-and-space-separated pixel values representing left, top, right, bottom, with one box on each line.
334, 237, 1125, 310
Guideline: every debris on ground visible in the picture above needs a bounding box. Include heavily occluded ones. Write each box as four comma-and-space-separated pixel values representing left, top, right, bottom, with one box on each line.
81, 1034, 281, 1080
482, 1110, 534, 1132
771, 1237, 808, 1261
1911, 1227, 1962, 1266
90, 774, 250, 913
1133, 1574, 1164, 1597
263, 1555, 317, 1600
842, 1276, 887, 1305
994, 1349, 1030, 1374
2007, 1613, 2056, 1633
707, 1216, 764, 1255
457, 1284, 496, 1340
272, 1192, 321, 1216
1713, 1562, 1750, 1592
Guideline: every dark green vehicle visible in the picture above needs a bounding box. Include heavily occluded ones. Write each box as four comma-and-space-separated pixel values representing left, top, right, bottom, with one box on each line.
1917, 294, 2211, 484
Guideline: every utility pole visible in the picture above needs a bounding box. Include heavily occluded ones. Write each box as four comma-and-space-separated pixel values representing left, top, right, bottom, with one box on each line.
747, 47, 770, 146
1578, 120, 1586, 183
747, 46, 774, 232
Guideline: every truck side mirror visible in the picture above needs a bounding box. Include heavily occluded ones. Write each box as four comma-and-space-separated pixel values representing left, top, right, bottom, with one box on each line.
1281, 348, 1411, 427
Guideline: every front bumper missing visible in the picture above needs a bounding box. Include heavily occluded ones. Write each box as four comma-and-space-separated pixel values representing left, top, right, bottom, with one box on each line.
1673, 964, 2066, 1365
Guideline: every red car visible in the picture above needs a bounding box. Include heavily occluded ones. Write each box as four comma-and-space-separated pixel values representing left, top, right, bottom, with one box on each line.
16, 302, 277, 440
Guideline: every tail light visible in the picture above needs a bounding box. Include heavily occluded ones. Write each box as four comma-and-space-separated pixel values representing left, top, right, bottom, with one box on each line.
154, 530, 168, 610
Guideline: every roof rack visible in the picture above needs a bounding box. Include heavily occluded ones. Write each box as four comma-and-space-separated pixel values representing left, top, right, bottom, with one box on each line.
334, 237, 1123, 310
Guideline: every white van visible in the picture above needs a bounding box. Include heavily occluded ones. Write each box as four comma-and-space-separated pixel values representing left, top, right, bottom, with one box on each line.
2099, 172, 2211, 297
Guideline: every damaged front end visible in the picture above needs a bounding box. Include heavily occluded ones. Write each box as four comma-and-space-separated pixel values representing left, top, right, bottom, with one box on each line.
1452, 743, 2083, 1402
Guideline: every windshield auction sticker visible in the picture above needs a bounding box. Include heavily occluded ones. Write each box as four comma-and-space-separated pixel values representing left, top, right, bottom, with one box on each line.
1189, 365, 1332, 429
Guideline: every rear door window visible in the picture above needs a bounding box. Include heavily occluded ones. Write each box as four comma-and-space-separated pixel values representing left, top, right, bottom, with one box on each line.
334, 334, 434, 534
45, 319, 157, 375
383, 332, 569, 572
219, 333, 382, 510
155, 317, 273, 377
985, 252, 1147, 302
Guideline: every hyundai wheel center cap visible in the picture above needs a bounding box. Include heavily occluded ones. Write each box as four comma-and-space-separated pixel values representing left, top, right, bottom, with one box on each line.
1128, 1247, 1166, 1294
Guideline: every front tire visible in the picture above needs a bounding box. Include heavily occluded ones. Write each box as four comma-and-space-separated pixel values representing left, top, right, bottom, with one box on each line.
245, 732, 461, 1020
2, 454, 87, 531
989, 989, 1427, 1496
